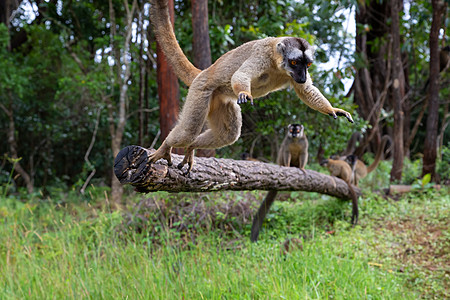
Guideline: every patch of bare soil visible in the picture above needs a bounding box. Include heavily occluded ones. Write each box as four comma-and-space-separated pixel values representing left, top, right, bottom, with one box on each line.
375, 215, 449, 298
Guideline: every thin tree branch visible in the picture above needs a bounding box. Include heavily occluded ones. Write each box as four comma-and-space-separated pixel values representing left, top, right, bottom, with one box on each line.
80, 107, 102, 194
126, 107, 159, 119
149, 129, 161, 149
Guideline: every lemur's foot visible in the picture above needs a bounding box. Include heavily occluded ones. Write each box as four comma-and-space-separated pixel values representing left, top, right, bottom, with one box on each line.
237, 91, 254, 105
328, 108, 354, 123
177, 149, 194, 176
148, 143, 173, 166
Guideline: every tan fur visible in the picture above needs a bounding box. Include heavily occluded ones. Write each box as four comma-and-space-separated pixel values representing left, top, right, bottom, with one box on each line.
323, 159, 352, 182
277, 125, 309, 170
321, 158, 359, 225
241, 153, 259, 162
347, 135, 391, 186
149, 0, 353, 174
251, 124, 308, 242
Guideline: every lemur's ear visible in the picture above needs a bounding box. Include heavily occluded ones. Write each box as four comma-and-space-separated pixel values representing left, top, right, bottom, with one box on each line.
277, 42, 286, 54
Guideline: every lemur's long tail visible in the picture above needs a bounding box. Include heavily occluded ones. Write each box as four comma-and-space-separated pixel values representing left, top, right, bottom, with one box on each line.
150, 0, 201, 86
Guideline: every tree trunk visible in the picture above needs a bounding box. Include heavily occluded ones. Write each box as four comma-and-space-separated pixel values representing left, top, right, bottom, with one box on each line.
422, 0, 446, 181
191, 0, 211, 70
156, 0, 180, 143
191, 0, 215, 158
114, 146, 361, 200
353, 0, 390, 156
111, 142, 124, 207
389, 0, 405, 182
402, 51, 411, 158
108, 0, 136, 205
0, 98, 33, 194
138, 8, 146, 146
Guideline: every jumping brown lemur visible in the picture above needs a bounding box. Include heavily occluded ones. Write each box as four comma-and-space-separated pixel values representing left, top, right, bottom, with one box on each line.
320, 158, 358, 225
148, 0, 354, 175
251, 124, 308, 242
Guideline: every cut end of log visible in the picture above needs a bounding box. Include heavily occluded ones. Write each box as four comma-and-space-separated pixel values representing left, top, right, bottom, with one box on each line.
114, 145, 170, 192
114, 145, 151, 184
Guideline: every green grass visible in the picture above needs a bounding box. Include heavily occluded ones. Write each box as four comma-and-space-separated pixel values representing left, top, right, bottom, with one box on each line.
0, 184, 448, 299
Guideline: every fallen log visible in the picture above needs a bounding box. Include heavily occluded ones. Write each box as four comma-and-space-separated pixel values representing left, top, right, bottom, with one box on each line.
387, 184, 441, 195
114, 145, 361, 199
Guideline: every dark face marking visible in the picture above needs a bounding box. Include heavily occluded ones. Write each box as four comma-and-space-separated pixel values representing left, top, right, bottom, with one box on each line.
345, 155, 358, 167
288, 123, 304, 138
278, 37, 314, 84
287, 59, 309, 84
319, 159, 329, 167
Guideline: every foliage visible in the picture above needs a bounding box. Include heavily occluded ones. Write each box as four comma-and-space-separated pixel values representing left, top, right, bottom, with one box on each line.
401, 144, 450, 186
0, 1, 161, 190
436, 143, 450, 183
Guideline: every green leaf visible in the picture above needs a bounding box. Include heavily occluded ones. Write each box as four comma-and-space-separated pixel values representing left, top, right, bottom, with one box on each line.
421, 173, 431, 187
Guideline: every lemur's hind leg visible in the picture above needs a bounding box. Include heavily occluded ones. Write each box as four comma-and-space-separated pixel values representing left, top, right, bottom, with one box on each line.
177, 96, 242, 175
148, 73, 211, 165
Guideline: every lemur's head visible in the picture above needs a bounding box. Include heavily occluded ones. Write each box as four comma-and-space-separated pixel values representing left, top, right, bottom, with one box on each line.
277, 37, 314, 84
287, 123, 304, 139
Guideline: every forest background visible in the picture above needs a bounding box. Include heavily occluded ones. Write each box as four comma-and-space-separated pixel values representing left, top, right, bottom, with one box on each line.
1, 0, 449, 201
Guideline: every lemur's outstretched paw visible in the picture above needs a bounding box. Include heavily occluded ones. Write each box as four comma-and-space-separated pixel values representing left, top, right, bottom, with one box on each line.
329, 108, 354, 123
336, 111, 354, 123
237, 91, 254, 105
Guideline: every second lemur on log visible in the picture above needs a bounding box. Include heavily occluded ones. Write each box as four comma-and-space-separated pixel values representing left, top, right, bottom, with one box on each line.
250, 124, 308, 242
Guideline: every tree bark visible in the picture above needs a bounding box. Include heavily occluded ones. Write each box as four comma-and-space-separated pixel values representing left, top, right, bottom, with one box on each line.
108, 0, 137, 205
114, 146, 361, 200
156, 0, 180, 142
191, 0, 215, 158
0, 98, 33, 194
389, 0, 405, 182
138, 7, 146, 146
191, 0, 211, 70
353, 0, 390, 156
422, 0, 446, 180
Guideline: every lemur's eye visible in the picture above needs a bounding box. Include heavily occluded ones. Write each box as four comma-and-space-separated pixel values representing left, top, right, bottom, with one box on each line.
307, 62, 312, 67
290, 60, 297, 66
